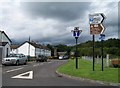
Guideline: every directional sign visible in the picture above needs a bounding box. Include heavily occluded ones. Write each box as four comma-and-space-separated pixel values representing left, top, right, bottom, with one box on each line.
90, 24, 105, 35
89, 13, 105, 24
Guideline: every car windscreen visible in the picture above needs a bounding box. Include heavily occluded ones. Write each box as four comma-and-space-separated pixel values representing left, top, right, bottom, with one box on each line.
9, 54, 19, 57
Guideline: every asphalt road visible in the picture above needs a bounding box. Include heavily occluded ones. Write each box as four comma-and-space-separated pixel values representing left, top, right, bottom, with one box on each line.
2, 60, 106, 86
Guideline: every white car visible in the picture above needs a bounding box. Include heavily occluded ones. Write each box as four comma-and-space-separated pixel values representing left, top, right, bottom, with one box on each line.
59, 56, 64, 60
2, 54, 27, 66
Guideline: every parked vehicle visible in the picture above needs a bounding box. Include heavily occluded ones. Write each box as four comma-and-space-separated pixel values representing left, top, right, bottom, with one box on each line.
59, 55, 69, 60
2, 54, 27, 66
36, 55, 48, 62
63, 55, 69, 59
59, 56, 64, 60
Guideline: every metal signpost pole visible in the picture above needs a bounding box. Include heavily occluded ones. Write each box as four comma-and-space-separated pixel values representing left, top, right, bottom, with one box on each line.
101, 39, 103, 71
93, 35, 95, 71
100, 34, 105, 71
75, 37, 78, 69
71, 27, 82, 69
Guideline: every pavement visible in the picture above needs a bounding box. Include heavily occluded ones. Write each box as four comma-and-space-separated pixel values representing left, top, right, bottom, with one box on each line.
1, 60, 113, 86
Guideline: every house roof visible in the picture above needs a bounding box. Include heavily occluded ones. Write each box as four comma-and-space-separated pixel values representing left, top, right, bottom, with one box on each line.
0, 31, 12, 43
17, 41, 51, 51
58, 52, 66, 55
28, 42, 41, 48
2, 42, 8, 46
11, 44, 19, 49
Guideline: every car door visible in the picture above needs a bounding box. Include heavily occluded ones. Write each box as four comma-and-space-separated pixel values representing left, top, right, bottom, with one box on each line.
21, 55, 26, 63
18, 55, 23, 64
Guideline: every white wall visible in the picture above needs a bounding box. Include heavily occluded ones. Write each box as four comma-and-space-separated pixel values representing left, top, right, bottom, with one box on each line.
11, 49, 18, 54
35, 48, 41, 57
18, 42, 35, 57
3, 43, 11, 58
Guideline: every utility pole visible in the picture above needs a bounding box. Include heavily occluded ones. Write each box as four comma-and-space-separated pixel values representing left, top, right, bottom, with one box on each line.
28, 36, 30, 61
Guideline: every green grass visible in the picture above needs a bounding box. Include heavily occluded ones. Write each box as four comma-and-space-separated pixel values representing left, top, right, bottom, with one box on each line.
57, 58, 119, 83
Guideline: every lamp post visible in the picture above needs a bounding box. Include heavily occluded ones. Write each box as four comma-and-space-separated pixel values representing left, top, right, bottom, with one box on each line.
71, 27, 82, 69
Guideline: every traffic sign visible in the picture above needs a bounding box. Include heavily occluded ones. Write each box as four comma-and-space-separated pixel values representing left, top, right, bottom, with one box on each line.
99, 34, 105, 40
90, 24, 105, 35
89, 13, 105, 24
72, 27, 82, 37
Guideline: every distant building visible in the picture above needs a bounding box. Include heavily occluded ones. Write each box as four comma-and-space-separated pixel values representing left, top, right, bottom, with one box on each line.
10, 44, 19, 54
54, 47, 57, 56
57, 52, 66, 56
0, 31, 12, 58
11, 41, 51, 57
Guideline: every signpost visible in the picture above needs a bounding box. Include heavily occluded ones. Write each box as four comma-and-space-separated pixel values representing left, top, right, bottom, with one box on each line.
71, 27, 82, 69
90, 24, 105, 35
89, 13, 106, 71
89, 13, 105, 24
99, 34, 105, 71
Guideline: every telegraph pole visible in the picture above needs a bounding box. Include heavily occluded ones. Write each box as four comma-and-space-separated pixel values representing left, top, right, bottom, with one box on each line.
28, 36, 30, 61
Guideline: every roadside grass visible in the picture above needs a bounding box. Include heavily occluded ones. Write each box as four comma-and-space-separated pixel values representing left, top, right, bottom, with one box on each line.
57, 58, 119, 83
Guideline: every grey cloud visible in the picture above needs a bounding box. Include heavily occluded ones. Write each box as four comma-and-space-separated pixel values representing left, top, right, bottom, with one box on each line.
21, 2, 91, 22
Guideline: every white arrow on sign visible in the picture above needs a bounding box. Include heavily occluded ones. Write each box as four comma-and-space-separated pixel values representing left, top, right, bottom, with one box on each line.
100, 23, 105, 34
89, 13, 105, 24
11, 71, 33, 79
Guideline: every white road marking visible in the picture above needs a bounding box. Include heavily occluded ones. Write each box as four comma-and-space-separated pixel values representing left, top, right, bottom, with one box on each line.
6, 67, 23, 73
33, 64, 39, 67
11, 71, 33, 79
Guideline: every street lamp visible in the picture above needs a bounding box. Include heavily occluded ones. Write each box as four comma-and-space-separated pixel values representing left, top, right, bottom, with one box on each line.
71, 27, 82, 69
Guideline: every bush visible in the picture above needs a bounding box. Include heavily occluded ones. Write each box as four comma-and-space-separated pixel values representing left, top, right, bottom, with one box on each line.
111, 59, 120, 68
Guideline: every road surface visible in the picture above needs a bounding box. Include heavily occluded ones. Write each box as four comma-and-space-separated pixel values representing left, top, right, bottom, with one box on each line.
2, 60, 106, 86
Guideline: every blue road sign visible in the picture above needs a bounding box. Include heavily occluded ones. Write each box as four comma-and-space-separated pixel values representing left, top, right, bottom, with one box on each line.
99, 34, 105, 40
73, 31, 80, 37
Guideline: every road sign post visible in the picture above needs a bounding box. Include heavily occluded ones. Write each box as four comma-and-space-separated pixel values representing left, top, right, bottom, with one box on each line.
71, 27, 82, 69
99, 34, 105, 71
93, 35, 95, 71
89, 13, 106, 71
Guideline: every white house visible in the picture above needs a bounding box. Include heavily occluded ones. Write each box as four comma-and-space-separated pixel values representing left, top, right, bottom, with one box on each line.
11, 41, 51, 57
0, 31, 11, 45
2, 42, 11, 57
10, 45, 19, 54
0, 31, 12, 58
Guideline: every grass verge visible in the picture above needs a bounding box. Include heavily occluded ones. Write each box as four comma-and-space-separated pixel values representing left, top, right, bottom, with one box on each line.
57, 58, 119, 83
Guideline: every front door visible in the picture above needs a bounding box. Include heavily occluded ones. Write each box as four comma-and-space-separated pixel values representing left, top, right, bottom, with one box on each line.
6, 48, 8, 57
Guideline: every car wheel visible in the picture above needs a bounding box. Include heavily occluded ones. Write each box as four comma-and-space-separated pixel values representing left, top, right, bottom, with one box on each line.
24, 61, 27, 65
16, 60, 19, 66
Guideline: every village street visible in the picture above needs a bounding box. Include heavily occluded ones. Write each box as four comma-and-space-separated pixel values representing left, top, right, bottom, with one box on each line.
2, 60, 105, 86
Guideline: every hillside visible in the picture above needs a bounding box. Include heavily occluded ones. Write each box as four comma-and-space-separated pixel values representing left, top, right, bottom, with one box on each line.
72, 38, 120, 57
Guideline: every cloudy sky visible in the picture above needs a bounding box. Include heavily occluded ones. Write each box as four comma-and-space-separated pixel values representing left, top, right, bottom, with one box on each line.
0, 0, 119, 45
